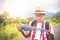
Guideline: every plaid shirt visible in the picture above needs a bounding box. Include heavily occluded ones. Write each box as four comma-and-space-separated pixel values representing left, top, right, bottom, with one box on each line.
23, 20, 54, 40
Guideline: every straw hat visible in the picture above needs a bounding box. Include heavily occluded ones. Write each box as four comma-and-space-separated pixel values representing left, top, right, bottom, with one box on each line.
35, 6, 45, 15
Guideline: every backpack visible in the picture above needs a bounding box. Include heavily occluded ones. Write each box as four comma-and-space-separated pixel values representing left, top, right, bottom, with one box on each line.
31, 20, 55, 40
31, 20, 49, 30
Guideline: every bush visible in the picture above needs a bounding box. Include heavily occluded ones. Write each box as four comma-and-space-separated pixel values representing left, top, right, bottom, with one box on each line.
0, 23, 23, 40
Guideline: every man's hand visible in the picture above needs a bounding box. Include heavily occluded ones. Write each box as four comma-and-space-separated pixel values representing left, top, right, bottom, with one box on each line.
32, 27, 36, 30
18, 27, 23, 32
50, 32, 55, 36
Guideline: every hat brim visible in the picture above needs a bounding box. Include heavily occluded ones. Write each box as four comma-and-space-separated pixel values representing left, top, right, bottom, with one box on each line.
35, 12, 45, 14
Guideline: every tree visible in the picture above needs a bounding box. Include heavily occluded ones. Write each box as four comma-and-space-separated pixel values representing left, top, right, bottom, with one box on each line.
0, 11, 9, 26
0, 16, 4, 24
2, 11, 9, 18
15, 17, 22, 24
53, 12, 60, 22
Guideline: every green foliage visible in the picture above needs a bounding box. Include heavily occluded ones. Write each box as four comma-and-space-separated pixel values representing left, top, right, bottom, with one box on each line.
46, 12, 60, 26
46, 17, 57, 26
0, 23, 23, 40
0, 11, 32, 40
53, 12, 60, 22
0, 12, 23, 40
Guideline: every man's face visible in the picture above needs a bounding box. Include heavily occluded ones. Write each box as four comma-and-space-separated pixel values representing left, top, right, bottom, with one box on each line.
35, 13, 45, 22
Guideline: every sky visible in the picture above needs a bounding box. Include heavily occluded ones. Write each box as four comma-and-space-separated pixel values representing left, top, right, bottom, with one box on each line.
0, 0, 60, 18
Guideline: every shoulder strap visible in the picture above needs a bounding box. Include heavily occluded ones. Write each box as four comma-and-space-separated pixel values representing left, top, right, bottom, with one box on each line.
45, 22, 49, 30
31, 20, 37, 26
31, 20, 49, 30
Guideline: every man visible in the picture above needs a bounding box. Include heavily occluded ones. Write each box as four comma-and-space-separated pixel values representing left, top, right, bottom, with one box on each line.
18, 6, 54, 40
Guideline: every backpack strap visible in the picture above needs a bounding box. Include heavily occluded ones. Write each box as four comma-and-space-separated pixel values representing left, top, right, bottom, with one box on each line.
31, 20, 49, 30
31, 20, 37, 26
45, 22, 49, 30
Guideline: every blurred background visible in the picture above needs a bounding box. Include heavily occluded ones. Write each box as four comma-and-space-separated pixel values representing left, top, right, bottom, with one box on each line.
0, 0, 60, 40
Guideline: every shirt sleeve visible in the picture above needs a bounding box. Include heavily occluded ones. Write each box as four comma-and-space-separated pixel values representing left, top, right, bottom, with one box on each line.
49, 23, 54, 33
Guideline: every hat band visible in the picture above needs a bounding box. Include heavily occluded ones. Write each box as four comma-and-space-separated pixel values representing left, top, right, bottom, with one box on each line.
35, 12, 45, 14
